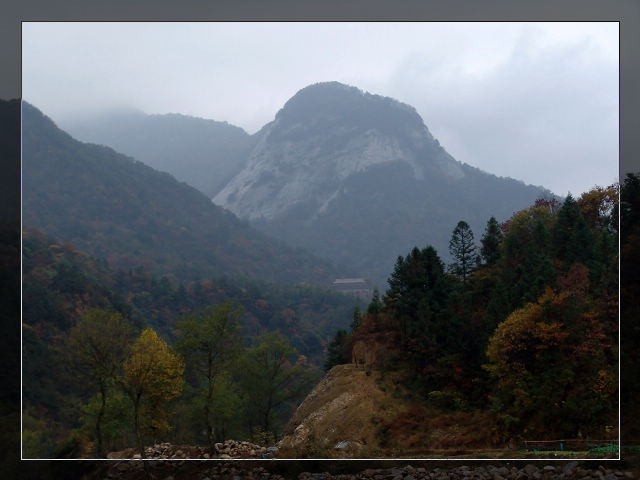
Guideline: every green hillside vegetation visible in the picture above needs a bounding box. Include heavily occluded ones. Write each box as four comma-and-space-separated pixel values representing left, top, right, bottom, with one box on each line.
326, 183, 619, 445
22, 229, 360, 458
22, 102, 345, 285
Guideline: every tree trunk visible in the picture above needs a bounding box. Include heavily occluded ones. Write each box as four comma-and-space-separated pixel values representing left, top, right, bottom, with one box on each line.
134, 396, 145, 459
205, 363, 215, 452
205, 402, 214, 452
96, 383, 106, 457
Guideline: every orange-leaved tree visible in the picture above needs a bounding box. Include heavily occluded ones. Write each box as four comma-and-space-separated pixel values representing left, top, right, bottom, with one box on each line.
485, 265, 617, 439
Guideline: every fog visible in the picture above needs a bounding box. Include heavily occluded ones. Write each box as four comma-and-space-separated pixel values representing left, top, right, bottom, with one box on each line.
22, 22, 618, 196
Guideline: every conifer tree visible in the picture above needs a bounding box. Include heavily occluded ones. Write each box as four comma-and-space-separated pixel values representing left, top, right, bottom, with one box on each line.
552, 194, 594, 267
480, 216, 503, 265
324, 329, 348, 372
449, 221, 477, 285
350, 306, 362, 332
367, 289, 382, 315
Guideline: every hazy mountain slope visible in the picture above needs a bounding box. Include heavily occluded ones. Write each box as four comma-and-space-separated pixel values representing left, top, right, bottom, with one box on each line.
22, 102, 345, 285
60, 109, 254, 197
214, 82, 554, 287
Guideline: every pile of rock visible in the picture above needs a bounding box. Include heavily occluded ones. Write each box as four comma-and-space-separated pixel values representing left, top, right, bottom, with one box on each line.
213, 440, 279, 459
108, 440, 279, 459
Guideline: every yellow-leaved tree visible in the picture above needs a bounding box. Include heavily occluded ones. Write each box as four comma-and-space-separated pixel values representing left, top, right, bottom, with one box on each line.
121, 328, 184, 458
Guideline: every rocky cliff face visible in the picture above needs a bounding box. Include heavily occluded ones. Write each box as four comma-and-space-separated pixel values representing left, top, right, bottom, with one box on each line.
214, 82, 552, 286
214, 82, 462, 222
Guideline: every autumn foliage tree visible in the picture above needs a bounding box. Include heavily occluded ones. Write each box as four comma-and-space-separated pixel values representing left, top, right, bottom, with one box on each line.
485, 264, 616, 438
337, 183, 618, 441
121, 328, 184, 457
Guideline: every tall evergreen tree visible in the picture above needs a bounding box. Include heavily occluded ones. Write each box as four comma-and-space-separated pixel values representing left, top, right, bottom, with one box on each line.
350, 306, 362, 332
552, 194, 594, 267
367, 289, 382, 315
480, 216, 503, 265
324, 329, 348, 372
449, 220, 477, 285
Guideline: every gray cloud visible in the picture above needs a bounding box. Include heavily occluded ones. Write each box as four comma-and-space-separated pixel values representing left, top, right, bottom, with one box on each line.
22, 22, 618, 196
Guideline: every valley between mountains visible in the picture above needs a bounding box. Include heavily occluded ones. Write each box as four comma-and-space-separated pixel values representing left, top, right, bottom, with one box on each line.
15, 82, 624, 460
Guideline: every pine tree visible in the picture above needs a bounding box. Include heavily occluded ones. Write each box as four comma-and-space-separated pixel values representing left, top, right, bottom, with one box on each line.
350, 306, 362, 332
480, 216, 503, 265
449, 221, 477, 285
324, 329, 348, 371
367, 289, 383, 315
552, 194, 594, 267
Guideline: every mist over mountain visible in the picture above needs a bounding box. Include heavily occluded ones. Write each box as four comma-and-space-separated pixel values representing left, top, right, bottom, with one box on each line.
214, 82, 554, 286
59, 109, 255, 197
21, 102, 345, 285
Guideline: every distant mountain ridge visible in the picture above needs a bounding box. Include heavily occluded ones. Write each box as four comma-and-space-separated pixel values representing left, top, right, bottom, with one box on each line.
59, 109, 255, 197
214, 82, 553, 286
21, 102, 347, 285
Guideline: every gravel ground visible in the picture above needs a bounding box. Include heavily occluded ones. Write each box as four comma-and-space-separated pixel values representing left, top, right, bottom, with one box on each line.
95, 459, 639, 480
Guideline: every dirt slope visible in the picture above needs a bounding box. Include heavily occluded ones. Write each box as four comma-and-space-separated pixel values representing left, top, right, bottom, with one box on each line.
278, 363, 508, 459
278, 364, 402, 458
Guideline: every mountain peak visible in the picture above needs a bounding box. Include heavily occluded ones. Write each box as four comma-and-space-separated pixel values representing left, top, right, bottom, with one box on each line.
274, 82, 424, 133
213, 83, 464, 231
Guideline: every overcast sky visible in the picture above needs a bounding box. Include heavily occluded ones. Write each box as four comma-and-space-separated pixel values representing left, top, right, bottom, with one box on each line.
22, 22, 618, 197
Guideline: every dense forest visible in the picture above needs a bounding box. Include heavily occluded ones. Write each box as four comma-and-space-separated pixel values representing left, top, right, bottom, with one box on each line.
22, 229, 362, 458
22, 177, 625, 459
326, 181, 620, 444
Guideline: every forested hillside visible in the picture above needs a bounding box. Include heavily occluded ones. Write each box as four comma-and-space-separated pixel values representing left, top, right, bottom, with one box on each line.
22, 229, 360, 458
324, 183, 619, 446
22, 102, 346, 285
